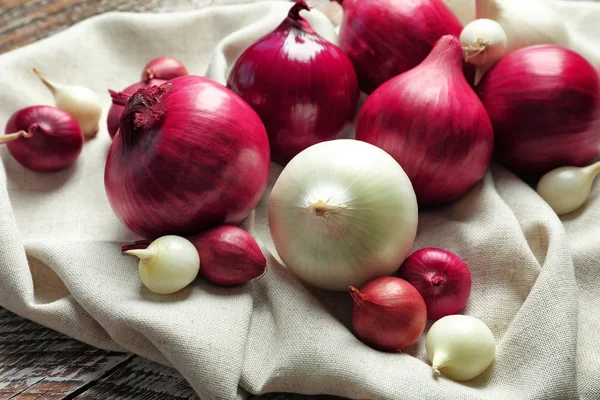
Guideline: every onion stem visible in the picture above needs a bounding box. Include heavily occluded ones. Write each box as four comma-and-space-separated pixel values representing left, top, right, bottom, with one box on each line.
125, 248, 155, 260
0, 130, 32, 144
584, 160, 600, 176
33, 68, 57, 94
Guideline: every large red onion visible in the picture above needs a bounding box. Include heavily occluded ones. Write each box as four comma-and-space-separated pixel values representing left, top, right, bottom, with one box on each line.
227, 0, 359, 165
106, 79, 166, 139
333, 0, 463, 93
356, 35, 494, 206
3, 106, 83, 172
104, 76, 270, 238
478, 45, 600, 173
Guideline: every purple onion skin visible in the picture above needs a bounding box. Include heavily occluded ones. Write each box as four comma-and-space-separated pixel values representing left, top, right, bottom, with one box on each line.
107, 79, 166, 139
356, 36, 494, 206
396, 248, 471, 321
189, 225, 266, 286
227, 1, 359, 165
333, 0, 463, 94
4, 106, 83, 172
478, 45, 600, 174
104, 76, 270, 238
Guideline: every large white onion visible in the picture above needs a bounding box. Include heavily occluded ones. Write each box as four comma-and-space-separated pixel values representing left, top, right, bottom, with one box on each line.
268, 140, 418, 291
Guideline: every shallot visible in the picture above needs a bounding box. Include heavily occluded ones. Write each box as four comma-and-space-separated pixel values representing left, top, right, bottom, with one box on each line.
124, 235, 199, 295
478, 45, 600, 173
141, 57, 188, 82
269, 139, 418, 291
227, 0, 358, 165
33, 68, 102, 139
350, 277, 427, 351
427, 315, 496, 381
397, 248, 471, 320
356, 35, 494, 206
105, 77, 270, 238
2, 106, 83, 172
537, 161, 600, 215
189, 226, 266, 286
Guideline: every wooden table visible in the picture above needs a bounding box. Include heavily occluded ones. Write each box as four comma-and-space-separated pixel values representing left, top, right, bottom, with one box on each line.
0, 1, 342, 399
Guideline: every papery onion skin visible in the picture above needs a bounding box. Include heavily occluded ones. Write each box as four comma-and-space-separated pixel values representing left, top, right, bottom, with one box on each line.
269, 139, 418, 291
142, 57, 188, 82
333, 0, 463, 93
350, 277, 427, 352
107, 79, 166, 139
478, 45, 600, 174
397, 248, 471, 320
356, 35, 494, 206
227, 0, 359, 165
4, 106, 83, 172
189, 225, 266, 286
105, 76, 270, 238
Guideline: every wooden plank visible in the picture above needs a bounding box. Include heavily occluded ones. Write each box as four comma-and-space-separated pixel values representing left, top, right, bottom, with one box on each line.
0, 308, 130, 399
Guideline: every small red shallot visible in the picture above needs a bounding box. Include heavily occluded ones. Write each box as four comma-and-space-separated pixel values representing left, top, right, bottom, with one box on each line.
2, 106, 83, 172
396, 248, 471, 320
188, 226, 266, 286
350, 277, 427, 352
141, 57, 188, 82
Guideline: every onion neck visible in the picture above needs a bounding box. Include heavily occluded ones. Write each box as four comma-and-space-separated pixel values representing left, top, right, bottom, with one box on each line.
120, 84, 170, 148
286, 0, 316, 34
423, 35, 464, 72
126, 248, 155, 261
583, 160, 600, 178
349, 286, 364, 304
0, 130, 32, 144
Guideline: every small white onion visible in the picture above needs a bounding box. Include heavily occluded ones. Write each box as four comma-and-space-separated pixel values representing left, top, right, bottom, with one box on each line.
34, 68, 102, 138
126, 235, 200, 295
460, 19, 507, 84
536, 161, 600, 215
268, 139, 418, 291
427, 315, 496, 381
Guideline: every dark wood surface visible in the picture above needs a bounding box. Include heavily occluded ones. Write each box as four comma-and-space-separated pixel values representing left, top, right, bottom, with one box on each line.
0, 1, 342, 399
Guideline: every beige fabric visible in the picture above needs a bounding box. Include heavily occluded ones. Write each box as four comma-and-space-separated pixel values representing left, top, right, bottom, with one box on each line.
0, 1, 599, 399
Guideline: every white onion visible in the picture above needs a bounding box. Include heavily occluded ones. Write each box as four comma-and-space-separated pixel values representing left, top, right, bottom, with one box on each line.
125, 235, 200, 295
426, 315, 496, 381
268, 139, 418, 291
460, 19, 507, 84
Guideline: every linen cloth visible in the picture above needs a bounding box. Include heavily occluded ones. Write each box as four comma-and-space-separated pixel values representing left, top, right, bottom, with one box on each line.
0, 1, 599, 399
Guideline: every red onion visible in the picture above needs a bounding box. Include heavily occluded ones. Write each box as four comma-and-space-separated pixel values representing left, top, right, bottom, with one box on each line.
104, 76, 270, 238
106, 79, 166, 139
350, 277, 427, 352
478, 45, 600, 174
396, 248, 471, 320
333, 0, 463, 93
356, 35, 494, 206
141, 57, 188, 82
227, 0, 359, 165
189, 226, 266, 286
2, 106, 83, 172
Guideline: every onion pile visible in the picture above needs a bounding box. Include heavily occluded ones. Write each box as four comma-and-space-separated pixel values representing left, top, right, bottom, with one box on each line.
227, 0, 359, 165
105, 76, 270, 238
